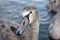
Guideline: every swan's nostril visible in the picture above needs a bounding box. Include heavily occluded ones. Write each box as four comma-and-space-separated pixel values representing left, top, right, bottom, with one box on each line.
23, 21, 25, 25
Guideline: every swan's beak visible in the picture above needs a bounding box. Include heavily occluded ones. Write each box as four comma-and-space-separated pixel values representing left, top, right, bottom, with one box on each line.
16, 10, 30, 35
16, 26, 25, 35
16, 18, 29, 35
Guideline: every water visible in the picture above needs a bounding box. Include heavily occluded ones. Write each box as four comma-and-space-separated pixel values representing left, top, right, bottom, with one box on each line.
0, 0, 49, 40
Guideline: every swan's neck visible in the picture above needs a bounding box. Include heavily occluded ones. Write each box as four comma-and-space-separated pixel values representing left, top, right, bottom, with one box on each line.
30, 20, 39, 27
30, 19, 40, 40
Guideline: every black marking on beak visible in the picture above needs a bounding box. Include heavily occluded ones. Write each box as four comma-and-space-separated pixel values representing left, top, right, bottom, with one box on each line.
22, 14, 30, 22
50, 10, 57, 16
25, 14, 30, 20
22, 11, 32, 22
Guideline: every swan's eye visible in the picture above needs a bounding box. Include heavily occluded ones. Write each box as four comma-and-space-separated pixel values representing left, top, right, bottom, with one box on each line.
30, 11, 32, 13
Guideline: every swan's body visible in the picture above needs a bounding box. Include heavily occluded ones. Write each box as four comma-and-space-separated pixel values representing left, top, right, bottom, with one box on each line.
0, 18, 31, 40
49, 11, 60, 40
0, 18, 20, 40
17, 6, 40, 40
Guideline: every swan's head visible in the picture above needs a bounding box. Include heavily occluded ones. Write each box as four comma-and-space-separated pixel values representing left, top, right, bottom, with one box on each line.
16, 6, 39, 35
22, 6, 38, 24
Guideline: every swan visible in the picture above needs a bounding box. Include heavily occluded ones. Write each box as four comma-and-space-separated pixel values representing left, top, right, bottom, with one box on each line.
16, 6, 40, 40
49, 11, 60, 40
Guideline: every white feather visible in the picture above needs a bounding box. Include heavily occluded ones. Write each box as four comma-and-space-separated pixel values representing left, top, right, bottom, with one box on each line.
22, 11, 30, 17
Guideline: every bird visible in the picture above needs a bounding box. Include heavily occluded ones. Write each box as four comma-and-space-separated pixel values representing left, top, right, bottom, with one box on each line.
49, 11, 60, 40
16, 6, 40, 40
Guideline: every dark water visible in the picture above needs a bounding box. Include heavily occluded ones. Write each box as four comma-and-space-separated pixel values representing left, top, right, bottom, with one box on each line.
0, 0, 49, 40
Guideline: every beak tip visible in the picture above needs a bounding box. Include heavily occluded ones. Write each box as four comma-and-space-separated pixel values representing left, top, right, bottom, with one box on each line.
16, 29, 24, 36
16, 31, 21, 36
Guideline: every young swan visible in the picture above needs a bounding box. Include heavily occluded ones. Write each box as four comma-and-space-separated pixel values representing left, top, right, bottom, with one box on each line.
16, 6, 40, 40
49, 11, 60, 40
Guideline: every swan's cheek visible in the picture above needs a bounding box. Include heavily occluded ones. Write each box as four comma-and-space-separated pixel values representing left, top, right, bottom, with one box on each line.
29, 14, 34, 24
